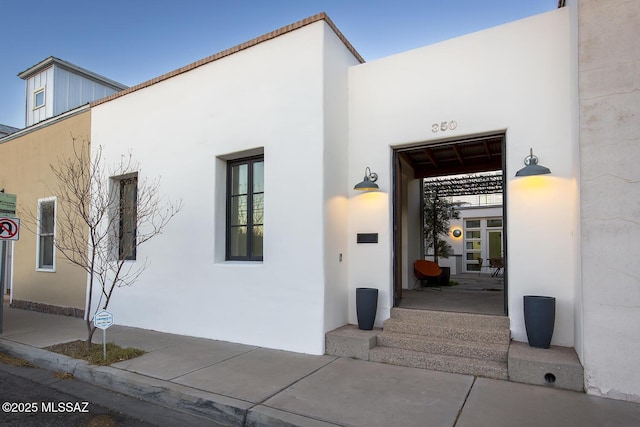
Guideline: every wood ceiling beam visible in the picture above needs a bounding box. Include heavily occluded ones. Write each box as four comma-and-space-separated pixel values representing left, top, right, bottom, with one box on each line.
483, 140, 493, 158
453, 145, 465, 165
422, 148, 439, 168
398, 152, 417, 170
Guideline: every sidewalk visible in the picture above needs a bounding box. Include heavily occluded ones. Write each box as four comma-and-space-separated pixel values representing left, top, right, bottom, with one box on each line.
1, 306, 639, 427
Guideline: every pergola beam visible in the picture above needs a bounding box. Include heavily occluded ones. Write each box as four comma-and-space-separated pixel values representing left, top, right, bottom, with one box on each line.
423, 173, 503, 197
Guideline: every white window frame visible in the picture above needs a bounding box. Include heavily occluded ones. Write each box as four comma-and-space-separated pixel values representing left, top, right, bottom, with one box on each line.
36, 197, 57, 272
463, 217, 503, 273
33, 87, 45, 109
464, 219, 482, 272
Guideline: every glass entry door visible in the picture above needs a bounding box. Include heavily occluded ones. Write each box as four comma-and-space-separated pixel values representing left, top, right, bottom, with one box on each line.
488, 230, 502, 259
464, 217, 503, 273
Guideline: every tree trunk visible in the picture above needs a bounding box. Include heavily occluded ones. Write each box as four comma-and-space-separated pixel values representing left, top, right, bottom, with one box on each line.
433, 196, 438, 263
86, 325, 96, 351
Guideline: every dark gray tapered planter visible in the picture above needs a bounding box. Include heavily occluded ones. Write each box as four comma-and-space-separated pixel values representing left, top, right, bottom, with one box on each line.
437, 266, 451, 287
524, 295, 555, 349
356, 288, 378, 330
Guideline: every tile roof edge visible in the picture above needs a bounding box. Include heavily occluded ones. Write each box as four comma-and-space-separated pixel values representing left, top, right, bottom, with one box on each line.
91, 12, 364, 108
321, 13, 365, 64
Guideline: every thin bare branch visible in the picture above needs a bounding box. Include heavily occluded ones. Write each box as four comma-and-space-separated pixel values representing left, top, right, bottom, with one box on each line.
40, 137, 182, 348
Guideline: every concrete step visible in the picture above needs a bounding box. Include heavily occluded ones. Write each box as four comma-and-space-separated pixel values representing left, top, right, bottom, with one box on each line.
376, 332, 508, 363
324, 324, 379, 360
370, 346, 508, 380
382, 318, 510, 345
508, 342, 584, 392
391, 307, 509, 329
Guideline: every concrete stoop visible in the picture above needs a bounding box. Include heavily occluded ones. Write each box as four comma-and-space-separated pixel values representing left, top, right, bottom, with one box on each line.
390, 307, 510, 329
325, 324, 379, 361
326, 308, 510, 380
373, 308, 510, 380
375, 331, 508, 362
369, 347, 508, 379
325, 308, 585, 392
508, 341, 584, 392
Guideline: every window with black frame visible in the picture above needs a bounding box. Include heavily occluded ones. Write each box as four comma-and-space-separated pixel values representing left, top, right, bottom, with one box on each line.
226, 156, 264, 261
119, 176, 137, 260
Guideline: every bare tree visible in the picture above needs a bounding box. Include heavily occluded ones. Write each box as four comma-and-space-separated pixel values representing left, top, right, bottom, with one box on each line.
423, 188, 460, 263
48, 137, 181, 349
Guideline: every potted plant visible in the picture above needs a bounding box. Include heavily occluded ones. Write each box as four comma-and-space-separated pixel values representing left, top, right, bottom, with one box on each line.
423, 188, 460, 285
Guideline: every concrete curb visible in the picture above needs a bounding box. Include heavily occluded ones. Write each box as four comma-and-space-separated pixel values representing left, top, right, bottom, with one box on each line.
0, 338, 309, 426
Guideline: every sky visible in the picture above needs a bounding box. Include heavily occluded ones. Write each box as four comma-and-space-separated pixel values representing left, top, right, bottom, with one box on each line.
0, 0, 558, 129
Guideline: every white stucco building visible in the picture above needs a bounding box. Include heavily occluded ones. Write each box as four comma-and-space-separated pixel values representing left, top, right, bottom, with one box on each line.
91, 14, 361, 354
84, 1, 639, 402
348, 6, 578, 345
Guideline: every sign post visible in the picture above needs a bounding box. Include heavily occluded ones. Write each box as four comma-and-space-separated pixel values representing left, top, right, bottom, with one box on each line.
93, 310, 114, 360
0, 217, 20, 331
0, 192, 17, 335
0, 239, 4, 334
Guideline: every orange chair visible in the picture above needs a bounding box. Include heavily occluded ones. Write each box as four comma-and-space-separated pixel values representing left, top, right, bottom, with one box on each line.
413, 260, 442, 290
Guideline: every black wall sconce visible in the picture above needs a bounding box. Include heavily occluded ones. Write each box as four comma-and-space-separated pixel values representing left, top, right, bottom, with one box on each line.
354, 167, 379, 191
515, 148, 551, 177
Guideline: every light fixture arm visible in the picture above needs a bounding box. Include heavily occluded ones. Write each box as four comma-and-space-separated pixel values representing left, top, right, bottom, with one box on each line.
365, 167, 378, 183
524, 148, 539, 166
354, 166, 380, 191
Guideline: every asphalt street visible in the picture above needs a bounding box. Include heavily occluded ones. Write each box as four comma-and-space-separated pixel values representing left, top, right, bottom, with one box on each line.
0, 356, 219, 427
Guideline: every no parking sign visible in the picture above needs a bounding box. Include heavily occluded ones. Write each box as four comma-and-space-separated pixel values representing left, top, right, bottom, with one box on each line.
0, 217, 19, 241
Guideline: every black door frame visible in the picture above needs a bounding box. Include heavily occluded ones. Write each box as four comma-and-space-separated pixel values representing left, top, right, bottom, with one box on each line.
392, 134, 508, 315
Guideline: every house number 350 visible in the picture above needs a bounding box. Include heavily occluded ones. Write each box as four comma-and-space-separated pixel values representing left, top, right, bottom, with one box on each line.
432, 120, 457, 133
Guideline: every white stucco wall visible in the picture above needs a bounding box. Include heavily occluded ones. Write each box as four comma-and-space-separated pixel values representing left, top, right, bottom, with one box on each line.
91, 20, 356, 355
398, 160, 423, 291
579, 0, 640, 402
322, 24, 363, 334
403, 176, 422, 289
348, 9, 579, 346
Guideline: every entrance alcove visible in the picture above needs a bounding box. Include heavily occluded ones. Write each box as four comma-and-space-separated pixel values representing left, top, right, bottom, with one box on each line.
393, 133, 507, 316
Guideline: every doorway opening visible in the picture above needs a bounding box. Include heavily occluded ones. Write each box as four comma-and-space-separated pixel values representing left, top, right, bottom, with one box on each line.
392, 133, 507, 316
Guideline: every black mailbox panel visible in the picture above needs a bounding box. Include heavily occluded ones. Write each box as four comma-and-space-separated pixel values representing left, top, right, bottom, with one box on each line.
357, 233, 378, 244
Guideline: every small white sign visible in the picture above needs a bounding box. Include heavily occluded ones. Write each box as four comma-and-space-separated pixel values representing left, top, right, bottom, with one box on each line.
93, 310, 114, 330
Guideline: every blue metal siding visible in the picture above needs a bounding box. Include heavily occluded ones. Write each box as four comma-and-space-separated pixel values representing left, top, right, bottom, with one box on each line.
52, 65, 122, 116
26, 67, 53, 127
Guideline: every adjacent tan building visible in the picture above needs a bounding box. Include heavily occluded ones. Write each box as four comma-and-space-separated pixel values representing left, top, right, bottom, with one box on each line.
0, 108, 90, 315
